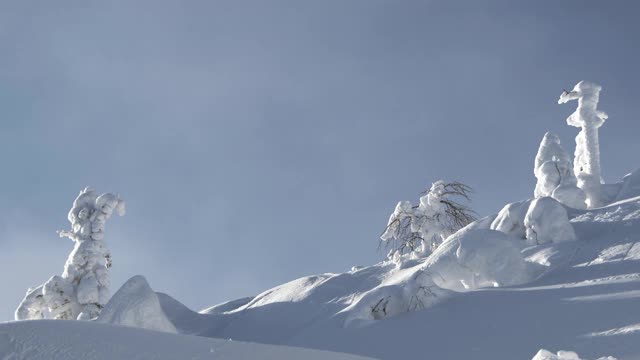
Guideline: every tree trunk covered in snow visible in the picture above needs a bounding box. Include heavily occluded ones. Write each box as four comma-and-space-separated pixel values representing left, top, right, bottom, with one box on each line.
558, 81, 608, 208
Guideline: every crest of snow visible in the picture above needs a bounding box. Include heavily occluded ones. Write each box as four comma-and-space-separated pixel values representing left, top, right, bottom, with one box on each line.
558, 81, 608, 208
615, 168, 640, 202
97, 275, 177, 333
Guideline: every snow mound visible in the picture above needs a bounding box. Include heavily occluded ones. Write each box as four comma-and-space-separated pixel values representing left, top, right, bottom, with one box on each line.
490, 197, 576, 245
0, 320, 372, 360
97, 275, 177, 333
525, 197, 577, 245
532, 349, 617, 360
490, 199, 532, 239
344, 228, 533, 325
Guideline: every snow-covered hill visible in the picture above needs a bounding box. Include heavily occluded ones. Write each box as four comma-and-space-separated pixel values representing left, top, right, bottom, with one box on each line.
151, 181, 640, 359
4, 174, 638, 359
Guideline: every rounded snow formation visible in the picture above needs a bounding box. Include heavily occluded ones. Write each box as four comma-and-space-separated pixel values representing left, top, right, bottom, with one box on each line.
490, 200, 532, 239
524, 197, 576, 246
345, 228, 532, 326
431, 228, 532, 290
533, 132, 587, 209
97, 275, 177, 333
551, 184, 587, 210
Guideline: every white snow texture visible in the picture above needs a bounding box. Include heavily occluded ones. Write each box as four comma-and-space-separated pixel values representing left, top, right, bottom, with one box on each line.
558, 81, 608, 208
7, 80, 640, 360
97, 275, 177, 333
534, 131, 586, 209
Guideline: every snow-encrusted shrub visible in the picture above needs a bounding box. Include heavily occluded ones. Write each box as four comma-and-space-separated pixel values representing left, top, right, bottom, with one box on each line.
380, 181, 475, 257
534, 132, 586, 209
15, 187, 125, 321
558, 81, 608, 208
524, 197, 576, 245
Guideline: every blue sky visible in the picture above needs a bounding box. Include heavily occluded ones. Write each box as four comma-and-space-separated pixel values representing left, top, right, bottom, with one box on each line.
1, 1, 639, 320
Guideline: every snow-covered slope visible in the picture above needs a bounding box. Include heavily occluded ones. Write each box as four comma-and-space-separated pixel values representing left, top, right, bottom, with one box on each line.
156, 191, 640, 359
5, 192, 638, 360
0, 320, 374, 360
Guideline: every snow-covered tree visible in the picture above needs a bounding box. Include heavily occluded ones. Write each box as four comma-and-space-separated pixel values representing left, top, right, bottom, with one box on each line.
533, 132, 586, 209
380, 181, 476, 257
15, 187, 125, 321
558, 81, 608, 208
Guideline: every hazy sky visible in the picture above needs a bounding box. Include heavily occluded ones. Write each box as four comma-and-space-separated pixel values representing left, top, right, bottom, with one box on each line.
1, 1, 639, 320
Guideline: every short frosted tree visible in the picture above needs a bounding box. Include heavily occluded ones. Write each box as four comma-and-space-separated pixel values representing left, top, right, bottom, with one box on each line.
380, 181, 476, 257
533, 132, 586, 209
15, 187, 125, 321
558, 81, 608, 208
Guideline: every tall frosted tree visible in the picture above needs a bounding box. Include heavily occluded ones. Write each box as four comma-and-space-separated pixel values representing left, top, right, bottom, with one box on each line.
15, 187, 125, 321
558, 81, 608, 208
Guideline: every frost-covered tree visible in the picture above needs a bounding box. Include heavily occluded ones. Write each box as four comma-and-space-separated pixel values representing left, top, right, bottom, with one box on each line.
380, 181, 476, 257
558, 81, 608, 208
15, 187, 125, 321
533, 132, 586, 209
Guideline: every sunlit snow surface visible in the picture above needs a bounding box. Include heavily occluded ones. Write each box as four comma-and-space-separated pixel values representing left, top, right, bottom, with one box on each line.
155, 195, 640, 359
4, 175, 640, 359
0, 320, 372, 360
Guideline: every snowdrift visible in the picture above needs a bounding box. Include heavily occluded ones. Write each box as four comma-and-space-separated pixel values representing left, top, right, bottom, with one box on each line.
0, 320, 373, 360
96, 275, 176, 333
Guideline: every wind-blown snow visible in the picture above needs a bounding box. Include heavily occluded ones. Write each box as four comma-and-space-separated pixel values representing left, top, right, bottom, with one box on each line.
96, 275, 177, 333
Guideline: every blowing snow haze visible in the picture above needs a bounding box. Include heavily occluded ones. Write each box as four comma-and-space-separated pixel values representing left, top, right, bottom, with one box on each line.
1, 3, 640, 358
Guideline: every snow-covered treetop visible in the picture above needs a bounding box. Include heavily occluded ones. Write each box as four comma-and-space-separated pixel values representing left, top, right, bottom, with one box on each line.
558, 80, 608, 129
59, 187, 125, 242
534, 132, 571, 175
